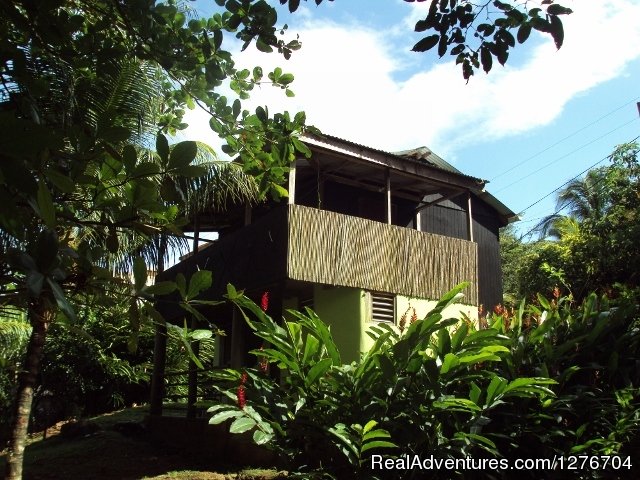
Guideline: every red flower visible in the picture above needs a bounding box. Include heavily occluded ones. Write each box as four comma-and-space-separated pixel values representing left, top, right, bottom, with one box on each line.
237, 371, 248, 409
260, 291, 269, 312
237, 385, 246, 409
399, 310, 407, 334
410, 307, 418, 324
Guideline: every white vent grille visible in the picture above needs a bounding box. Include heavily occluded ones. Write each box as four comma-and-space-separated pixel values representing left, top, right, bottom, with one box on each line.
371, 292, 395, 323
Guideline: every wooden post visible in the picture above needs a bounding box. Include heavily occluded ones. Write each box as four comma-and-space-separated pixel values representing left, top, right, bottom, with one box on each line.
318, 170, 324, 209
467, 191, 474, 242
288, 162, 296, 205
187, 215, 200, 419
415, 210, 422, 231
149, 235, 167, 416
386, 169, 391, 225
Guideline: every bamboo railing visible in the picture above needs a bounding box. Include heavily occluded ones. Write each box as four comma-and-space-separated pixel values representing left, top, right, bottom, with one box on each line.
287, 205, 479, 305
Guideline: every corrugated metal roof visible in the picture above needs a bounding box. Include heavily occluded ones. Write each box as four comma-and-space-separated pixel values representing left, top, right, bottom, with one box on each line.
317, 133, 485, 183
393, 146, 463, 175
303, 132, 518, 225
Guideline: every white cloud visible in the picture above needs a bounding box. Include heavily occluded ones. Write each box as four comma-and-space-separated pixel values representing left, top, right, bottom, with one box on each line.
183, 0, 640, 159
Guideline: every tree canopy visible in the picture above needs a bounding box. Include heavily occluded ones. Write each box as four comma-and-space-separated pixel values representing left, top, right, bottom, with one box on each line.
1, 0, 573, 478
502, 142, 640, 303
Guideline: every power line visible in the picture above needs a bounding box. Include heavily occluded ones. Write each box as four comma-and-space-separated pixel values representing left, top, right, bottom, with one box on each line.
490, 96, 640, 182
517, 136, 640, 238
494, 118, 638, 194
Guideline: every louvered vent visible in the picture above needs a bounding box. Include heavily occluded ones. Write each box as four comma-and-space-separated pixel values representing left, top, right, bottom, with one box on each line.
371, 292, 395, 323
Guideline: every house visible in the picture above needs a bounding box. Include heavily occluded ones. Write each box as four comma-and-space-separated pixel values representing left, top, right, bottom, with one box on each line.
149, 133, 517, 417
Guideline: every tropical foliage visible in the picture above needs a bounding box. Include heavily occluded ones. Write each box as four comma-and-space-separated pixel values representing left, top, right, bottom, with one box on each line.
204, 284, 639, 479
0, 0, 574, 477
502, 142, 640, 302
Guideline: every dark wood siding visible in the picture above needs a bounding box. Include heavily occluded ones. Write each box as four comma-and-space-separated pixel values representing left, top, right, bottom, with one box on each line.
419, 194, 503, 309
319, 180, 416, 228
156, 207, 289, 321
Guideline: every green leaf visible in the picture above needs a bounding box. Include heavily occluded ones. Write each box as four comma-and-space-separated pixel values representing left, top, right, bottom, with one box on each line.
253, 429, 272, 445
412, 35, 439, 52
156, 134, 169, 164
548, 14, 564, 48
271, 183, 289, 199
209, 409, 243, 424
144, 281, 177, 296
547, 4, 573, 15
450, 322, 468, 351
480, 45, 492, 73
433, 398, 481, 412
305, 357, 332, 387
45, 168, 74, 194
47, 278, 76, 322
279, 73, 294, 85
362, 420, 378, 435
133, 161, 161, 177
458, 352, 501, 365
187, 269, 212, 300
361, 440, 397, 453
469, 382, 482, 405
191, 329, 213, 340
36, 180, 56, 227
229, 416, 256, 434
440, 352, 459, 375
291, 136, 311, 157
302, 334, 320, 364
176, 165, 208, 177
485, 375, 507, 406
503, 377, 557, 398
169, 141, 198, 169
133, 257, 147, 292
536, 293, 551, 310
517, 23, 532, 44
458, 432, 496, 450
180, 302, 208, 324
26, 271, 44, 297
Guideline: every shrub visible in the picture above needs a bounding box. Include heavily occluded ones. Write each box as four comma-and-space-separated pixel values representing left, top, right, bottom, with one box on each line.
207, 284, 625, 479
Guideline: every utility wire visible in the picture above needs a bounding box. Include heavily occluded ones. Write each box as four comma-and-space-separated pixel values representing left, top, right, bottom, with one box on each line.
490, 96, 640, 182
494, 118, 638, 194
517, 135, 640, 239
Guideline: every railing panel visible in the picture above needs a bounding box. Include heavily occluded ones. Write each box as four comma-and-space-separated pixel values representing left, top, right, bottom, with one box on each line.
287, 205, 478, 304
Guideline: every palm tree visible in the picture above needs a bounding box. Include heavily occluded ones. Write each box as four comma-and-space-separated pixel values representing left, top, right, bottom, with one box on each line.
535, 168, 610, 240
1, 51, 259, 477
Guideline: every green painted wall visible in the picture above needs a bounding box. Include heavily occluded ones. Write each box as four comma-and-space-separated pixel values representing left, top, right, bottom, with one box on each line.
312, 285, 367, 364
281, 286, 479, 364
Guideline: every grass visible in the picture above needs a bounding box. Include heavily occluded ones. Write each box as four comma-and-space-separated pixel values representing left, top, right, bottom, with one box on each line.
0, 407, 287, 480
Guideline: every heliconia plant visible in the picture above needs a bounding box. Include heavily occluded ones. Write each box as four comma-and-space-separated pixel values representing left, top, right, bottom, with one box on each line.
203, 283, 626, 479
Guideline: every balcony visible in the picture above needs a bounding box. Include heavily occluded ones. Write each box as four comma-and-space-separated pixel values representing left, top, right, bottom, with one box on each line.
160, 204, 479, 318
287, 205, 478, 305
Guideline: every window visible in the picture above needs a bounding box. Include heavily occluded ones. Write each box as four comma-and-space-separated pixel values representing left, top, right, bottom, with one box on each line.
370, 291, 395, 323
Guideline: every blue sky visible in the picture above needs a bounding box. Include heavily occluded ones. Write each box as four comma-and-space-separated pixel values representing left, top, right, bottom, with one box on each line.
184, 0, 640, 236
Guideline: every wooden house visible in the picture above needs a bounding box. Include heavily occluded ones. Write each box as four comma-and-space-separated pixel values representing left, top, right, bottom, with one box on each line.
149, 133, 517, 417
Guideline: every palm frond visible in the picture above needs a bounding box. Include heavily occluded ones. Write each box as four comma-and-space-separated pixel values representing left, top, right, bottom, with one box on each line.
177, 142, 260, 216
79, 59, 163, 146
0, 316, 31, 367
